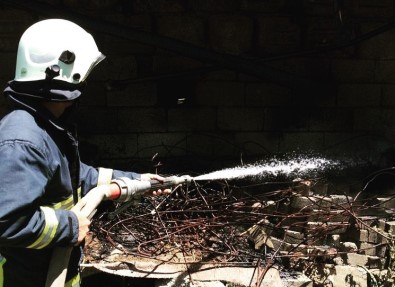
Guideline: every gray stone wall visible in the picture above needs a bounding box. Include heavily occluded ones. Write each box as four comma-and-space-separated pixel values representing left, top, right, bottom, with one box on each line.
1, 0, 395, 174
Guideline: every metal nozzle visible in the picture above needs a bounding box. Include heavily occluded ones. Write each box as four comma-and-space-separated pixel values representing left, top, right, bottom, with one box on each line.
149, 175, 193, 191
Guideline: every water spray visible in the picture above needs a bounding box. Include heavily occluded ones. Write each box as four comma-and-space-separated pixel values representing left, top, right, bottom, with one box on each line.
193, 155, 342, 181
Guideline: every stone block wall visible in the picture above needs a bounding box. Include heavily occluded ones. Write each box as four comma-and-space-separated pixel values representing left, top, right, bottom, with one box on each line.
1, 0, 395, 174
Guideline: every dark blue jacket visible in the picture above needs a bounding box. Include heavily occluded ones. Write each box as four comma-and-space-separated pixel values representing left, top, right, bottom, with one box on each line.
0, 101, 139, 286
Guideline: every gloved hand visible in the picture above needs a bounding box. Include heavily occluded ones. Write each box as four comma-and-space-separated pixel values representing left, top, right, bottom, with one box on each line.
140, 173, 172, 196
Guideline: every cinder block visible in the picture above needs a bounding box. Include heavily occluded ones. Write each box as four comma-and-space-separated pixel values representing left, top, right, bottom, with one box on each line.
345, 253, 382, 269
333, 59, 376, 82
337, 84, 381, 107
80, 133, 138, 159
245, 82, 292, 107
376, 244, 388, 258
117, 108, 167, 133
256, 16, 301, 54
137, 132, 188, 157
208, 14, 253, 54
359, 242, 376, 256
107, 83, 158, 107
355, 216, 379, 230
309, 108, 354, 132
328, 234, 341, 248
280, 272, 313, 287
329, 195, 354, 206
278, 133, 325, 153
284, 230, 305, 245
308, 210, 348, 223
291, 196, 331, 211
306, 222, 348, 235
168, 107, 217, 132
196, 81, 244, 106
157, 15, 204, 46
217, 107, 264, 131
270, 236, 307, 253
385, 221, 395, 235
327, 265, 368, 287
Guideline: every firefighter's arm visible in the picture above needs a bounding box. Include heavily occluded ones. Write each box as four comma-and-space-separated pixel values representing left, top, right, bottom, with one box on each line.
0, 143, 79, 248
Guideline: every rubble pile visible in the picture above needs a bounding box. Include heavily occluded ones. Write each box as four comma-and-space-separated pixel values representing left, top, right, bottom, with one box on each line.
84, 178, 395, 287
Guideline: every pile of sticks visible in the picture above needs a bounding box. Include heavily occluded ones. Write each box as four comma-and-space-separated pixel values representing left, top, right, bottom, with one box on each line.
87, 177, 395, 281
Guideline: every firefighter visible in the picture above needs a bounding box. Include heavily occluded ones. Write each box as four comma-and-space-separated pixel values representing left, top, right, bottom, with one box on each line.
0, 19, 168, 287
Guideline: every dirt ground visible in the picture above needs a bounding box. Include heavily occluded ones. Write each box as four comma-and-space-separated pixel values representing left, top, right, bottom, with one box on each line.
82, 273, 156, 287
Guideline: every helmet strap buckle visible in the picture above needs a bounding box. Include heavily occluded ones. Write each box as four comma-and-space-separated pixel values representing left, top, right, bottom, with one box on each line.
45, 65, 60, 80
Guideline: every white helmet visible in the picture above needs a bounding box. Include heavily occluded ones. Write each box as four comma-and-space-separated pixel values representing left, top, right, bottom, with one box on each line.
14, 19, 105, 84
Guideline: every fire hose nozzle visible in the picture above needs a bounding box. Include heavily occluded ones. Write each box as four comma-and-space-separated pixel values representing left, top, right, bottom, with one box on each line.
112, 175, 193, 202
164, 175, 193, 185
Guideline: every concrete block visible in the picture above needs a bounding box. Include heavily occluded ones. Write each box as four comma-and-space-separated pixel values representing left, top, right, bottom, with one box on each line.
132, 0, 185, 13
353, 108, 384, 131
270, 236, 307, 253
189, 0, 240, 12
157, 15, 204, 46
79, 133, 138, 160
137, 132, 188, 157
234, 132, 280, 155
107, 82, 158, 107
256, 16, 301, 54
284, 230, 305, 245
382, 85, 395, 106
354, 0, 394, 17
337, 84, 381, 107
332, 59, 376, 82
329, 195, 354, 206
355, 216, 379, 229
278, 132, 325, 153
340, 242, 358, 253
245, 82, 292, 107
117, 108, 167, 133
168, 107, 217, 132
376, 244, 388, 258
101, 55, 137, 81
208, 14, 253, 54
385, 221, 395, 235
308, 210, 349, 223
185, 132, 238, 157
358, 229, 369, 242
265, 108, 309, 132
309, 108, 354, 132
153, 54, 203, 74
77, 107, 119, 134
240, 0, 286, 12
306, 222, 348, 235
327, 265, 368, 287
291, 196, 331, 211
196, 81, 244, 106
359, 242, 376, 256
345, 225, 389, 245
378, 57, 395, 80
345, 253, 382, 268
280, 272, 313, 287
246, 222, 275, 250
328, 234, 341, 248
217, 107, 264, 131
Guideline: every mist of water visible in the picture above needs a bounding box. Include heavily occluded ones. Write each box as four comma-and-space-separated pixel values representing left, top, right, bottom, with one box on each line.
194, 155, 342, 181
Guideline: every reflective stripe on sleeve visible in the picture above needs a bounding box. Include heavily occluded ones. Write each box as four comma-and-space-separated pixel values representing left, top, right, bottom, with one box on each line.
27, 207, 59, 249
65, 273, 80, 287
97, 167, 113, 186
51, 188, 81, 210
0, 255, 6, 287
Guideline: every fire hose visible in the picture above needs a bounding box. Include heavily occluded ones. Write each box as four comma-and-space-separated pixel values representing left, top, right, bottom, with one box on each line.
45, 175, 192, 287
